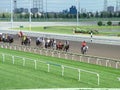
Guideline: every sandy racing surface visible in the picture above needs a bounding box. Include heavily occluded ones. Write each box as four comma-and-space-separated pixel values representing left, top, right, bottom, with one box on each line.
12, 35, 120, 60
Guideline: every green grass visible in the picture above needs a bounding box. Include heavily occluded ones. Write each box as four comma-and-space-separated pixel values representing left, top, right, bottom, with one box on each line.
14, 25, 120, 36
0, 48, 120, 89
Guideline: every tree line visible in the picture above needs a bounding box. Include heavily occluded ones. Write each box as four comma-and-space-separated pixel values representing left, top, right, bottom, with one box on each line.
0, 11, 120, 20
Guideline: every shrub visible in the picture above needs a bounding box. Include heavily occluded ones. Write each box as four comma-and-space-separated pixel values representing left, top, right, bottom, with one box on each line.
118, 22, 120, 26
107, 21, 112, 26
117, 34, 120, 37
97, 21, 103, 26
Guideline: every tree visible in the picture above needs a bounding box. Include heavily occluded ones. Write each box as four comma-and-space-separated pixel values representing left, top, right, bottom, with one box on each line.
2, 13, 5, 18
107, 21, 112, 26
97, 21, 103, 26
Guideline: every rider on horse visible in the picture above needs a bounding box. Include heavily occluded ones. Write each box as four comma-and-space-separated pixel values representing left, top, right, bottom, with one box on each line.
81, 41, 88, 54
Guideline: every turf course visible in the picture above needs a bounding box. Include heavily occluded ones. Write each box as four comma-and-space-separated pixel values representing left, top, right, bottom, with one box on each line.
0, 47, 120, 89
16, 26, 120, 36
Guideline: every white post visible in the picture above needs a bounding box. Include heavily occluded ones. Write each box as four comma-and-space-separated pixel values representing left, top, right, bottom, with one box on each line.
45, 50, 48, 56
75, 0, 79, 26
12, 56, 14, 64
34, 60, 37, 70
116, 62, 119, 69
80, 56, 82, 62
88, 57, 90, 63
23, 58, 25, 66
2, 54, 5, 63
78, 69, 80, 81
47, 64, 50, 72
52, 52, 54, 57
29, 0, 32, 31
106, 60, 109, 67
65, 54, 67, 59
97, 58, 99, 65
58, 53, 60, 58
72, 55, 74, 60
62, 65, 64, 76
97, 74, 100, 86
10, 0, 13, 29
40, 50, 42, 55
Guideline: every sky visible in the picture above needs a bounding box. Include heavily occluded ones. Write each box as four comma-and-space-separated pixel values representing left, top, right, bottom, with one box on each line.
0, 0, 117, 12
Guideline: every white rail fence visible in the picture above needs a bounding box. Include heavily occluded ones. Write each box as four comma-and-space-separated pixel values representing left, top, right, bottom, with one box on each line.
0, 43, 120, 69
0, 53, 100, 85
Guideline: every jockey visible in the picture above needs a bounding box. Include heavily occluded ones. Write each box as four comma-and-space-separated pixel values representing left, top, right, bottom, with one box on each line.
18, 31, 23, 37
81, 41, 86, 47
65, 40, 69, 46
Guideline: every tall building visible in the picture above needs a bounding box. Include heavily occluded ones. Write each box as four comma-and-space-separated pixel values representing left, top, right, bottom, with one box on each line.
69, 6, 77, 14
33, 0, 43, 13
107, 6, 114, 13
104, 0, 108, 11
14, 0, 17, 10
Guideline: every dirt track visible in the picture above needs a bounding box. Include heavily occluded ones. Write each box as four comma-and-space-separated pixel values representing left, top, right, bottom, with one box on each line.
12, 35, 120, 60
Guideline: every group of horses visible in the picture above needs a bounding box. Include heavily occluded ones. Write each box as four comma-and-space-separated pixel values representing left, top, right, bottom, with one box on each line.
36, 37, 70, 52
0, 32, 88, 54
0, 33, 14, 43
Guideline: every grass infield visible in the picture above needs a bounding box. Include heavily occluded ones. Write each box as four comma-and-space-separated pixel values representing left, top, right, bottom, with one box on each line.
0, 48, 120, 89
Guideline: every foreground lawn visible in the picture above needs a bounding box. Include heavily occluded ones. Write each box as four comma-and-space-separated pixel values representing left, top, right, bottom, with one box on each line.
0, 48, 120, 89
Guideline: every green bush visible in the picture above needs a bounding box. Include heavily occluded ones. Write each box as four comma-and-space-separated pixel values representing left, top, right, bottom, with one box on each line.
97, 21, 103, 26
117, 34, 120, 37
107, 21, 112, 26
118, 22, 120, 26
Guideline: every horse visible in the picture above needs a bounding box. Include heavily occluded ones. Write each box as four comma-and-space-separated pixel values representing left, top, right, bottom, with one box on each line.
56, 42, 64, 50
1, 34, 14, 44
81, 46, 88, 54
45, 39, 54, 48
36, 37, 43, 46
21, 36, 31, 46
63, 44, 69, 52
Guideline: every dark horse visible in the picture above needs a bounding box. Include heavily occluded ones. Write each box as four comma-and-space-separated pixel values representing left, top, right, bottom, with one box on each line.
81, 46, 88, 54
45, 39, 53, 48
1, 34, 14, 43
63, 44, 69, 52
36, 39, 43, 46
21, 36, 31, 46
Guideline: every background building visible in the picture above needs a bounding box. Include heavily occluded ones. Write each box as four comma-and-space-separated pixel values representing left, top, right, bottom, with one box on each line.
107, 6, 114, 13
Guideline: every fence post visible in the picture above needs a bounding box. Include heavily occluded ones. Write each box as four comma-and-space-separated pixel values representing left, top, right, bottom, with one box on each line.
106, 60, 109, 67
34, 60, 37, 70
65, 54, 67, 59
79, 56, 82, 62
47, 64, 50, 72
58, 52, 60, 58
78, 69, 81, 81
72, 55, 74, 60
40, 50, 42, 55
45, 50, 48, 56
61, 65, 64, 76
23, 58, 25, 66
12, 56, 15, 64
24, 47, 26, 52
116, 62, 119, 69
52, 52, 54, 57
97, 74, 100, 86
88, 57, 90, 63
2, 54, 5, 63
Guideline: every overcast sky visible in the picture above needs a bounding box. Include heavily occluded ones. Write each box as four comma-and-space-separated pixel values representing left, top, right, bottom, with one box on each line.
0, 0, 117, 12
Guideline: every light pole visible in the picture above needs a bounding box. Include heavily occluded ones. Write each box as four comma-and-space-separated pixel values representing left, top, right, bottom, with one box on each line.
11, 0, 13, 29
29, 0, 32, 31
75, 0, 79, 27
46, 0, 47, 21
